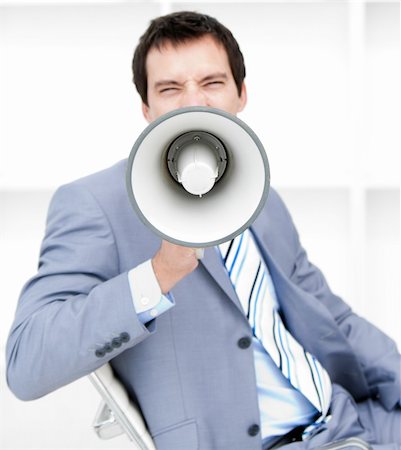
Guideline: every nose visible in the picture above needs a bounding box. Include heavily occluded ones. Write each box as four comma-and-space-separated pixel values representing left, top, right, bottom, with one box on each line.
179, 85, 208, 108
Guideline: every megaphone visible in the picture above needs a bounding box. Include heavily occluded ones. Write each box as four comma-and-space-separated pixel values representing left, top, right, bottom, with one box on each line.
126, 106, 270, 248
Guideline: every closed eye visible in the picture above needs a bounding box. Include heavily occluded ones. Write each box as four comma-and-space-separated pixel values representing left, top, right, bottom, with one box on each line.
159, 87, 179, 93
204, 81, 224, 87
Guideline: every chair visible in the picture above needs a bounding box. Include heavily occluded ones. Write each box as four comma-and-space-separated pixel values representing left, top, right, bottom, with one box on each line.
89, 364, 372, 450
89, 363, 155, 450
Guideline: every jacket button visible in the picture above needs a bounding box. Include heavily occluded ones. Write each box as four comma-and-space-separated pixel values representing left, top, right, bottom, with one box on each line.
248, 424, 260, 436
95, 348, 106, 358
120, 332, 130, 343
238, 336, 252, 349
104, 342, 113, 353
111, 337, 122, 348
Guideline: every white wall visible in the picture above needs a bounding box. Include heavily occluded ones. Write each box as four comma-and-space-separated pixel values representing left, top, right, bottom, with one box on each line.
0, 1, 399, 449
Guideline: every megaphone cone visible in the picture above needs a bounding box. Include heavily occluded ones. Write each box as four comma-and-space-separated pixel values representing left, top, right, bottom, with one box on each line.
126, 106, 270, 247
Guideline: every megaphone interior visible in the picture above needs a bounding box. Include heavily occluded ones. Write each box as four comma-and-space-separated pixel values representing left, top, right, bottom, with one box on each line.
126, 106, 270, 247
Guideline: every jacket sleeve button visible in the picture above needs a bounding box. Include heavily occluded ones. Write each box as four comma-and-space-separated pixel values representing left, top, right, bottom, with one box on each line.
120, 332, 130, 343
95, 348, 106, 358
111, 337, 122, 348
104, 343, 113, 353
238, 336, 252, 349
248, 424, 260, 436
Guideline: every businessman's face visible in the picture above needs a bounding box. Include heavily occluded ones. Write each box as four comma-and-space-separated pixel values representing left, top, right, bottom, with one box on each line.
142, 34, 247, 122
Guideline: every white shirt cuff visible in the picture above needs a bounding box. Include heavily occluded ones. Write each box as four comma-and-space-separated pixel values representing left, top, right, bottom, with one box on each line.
128, 260, 174, 322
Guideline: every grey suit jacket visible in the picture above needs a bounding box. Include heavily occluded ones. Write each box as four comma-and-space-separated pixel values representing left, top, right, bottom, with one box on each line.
6, 160, 400, 450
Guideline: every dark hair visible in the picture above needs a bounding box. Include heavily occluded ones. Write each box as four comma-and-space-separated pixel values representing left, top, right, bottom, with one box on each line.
132, 11, 246, 105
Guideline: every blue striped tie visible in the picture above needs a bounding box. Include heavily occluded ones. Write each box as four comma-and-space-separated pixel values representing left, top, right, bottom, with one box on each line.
219, 228, 332, 416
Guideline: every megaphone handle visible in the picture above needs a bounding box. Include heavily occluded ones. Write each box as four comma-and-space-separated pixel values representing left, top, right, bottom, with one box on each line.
195, 248, 204, 260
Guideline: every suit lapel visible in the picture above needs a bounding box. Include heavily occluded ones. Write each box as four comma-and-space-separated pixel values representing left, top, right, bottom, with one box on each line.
200, 227, 341, 356
250, 226, 370, 399
200, 246, 244, 313
199, 226, 370, 401
199, 233, 347, 348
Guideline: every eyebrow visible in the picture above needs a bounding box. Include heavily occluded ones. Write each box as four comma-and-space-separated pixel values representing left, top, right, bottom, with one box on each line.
153, 72, 228, 90
202, 72, 228, 83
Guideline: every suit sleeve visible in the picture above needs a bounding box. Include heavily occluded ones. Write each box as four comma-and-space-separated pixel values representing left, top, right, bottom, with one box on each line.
275, 191, 401, 410
6, 183, 154, 401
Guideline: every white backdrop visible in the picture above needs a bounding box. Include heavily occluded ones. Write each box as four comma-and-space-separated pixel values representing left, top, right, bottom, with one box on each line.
0, 1, 399, 449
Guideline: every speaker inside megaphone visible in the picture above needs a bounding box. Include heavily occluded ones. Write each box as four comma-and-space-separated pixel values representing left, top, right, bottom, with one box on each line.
126, 106, 270, 247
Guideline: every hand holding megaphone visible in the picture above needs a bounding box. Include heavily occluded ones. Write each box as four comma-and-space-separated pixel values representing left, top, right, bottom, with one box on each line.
126, 106, 270, 250
152, 241, 200, 294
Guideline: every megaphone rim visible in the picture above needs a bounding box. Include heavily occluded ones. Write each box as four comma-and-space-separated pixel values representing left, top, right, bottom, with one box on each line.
126, 106, 270, 247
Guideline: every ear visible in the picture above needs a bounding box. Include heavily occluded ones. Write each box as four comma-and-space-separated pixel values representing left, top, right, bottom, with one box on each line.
142, 102, 152, 123
238, 82, 247, 113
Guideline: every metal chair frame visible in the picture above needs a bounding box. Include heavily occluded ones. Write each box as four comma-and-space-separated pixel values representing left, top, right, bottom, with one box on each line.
89, 363, 155, 450
89, 363, 372, 450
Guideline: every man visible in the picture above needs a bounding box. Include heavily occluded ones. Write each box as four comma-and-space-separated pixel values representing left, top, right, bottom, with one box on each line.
6, 11, 401, 450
